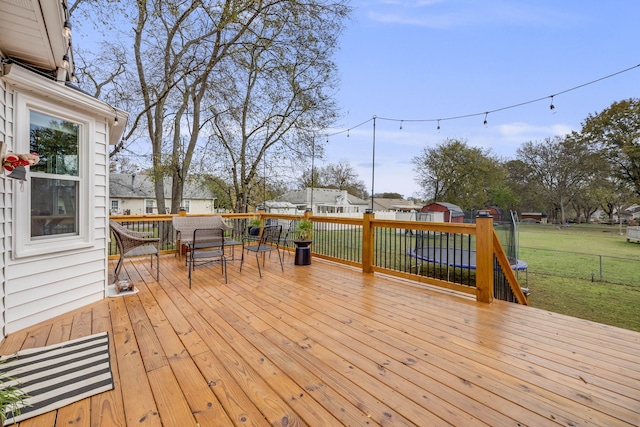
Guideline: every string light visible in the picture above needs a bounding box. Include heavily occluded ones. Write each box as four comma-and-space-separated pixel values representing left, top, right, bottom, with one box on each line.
322, 62, 640, 138
62, 55, 69, 69
63, 21, 72, 38
112, 106, 119, 125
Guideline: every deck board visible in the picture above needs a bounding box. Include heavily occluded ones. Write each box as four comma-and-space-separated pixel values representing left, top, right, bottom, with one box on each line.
0, 253, 638, 426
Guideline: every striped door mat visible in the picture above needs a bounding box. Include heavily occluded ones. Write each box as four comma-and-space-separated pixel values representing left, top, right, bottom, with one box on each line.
0, 332, 114, 425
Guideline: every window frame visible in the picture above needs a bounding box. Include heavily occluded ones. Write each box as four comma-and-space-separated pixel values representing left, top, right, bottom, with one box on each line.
13, 92, 94, 258
144, 199, 156, 214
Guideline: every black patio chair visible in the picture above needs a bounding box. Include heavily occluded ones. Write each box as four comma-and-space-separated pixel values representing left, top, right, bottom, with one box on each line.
240, 225, 283, 278
187, 228, 227, 287
278, 219, 298, 257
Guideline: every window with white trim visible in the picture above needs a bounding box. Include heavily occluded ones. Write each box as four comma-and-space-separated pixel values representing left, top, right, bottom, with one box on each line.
145, 199, 155, 214
30, 111, 80, 238
14, 93, 93, 258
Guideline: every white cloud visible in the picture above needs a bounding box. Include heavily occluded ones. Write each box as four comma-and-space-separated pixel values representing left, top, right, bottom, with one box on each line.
498, 122, 574, 138
364, 0, 584, 29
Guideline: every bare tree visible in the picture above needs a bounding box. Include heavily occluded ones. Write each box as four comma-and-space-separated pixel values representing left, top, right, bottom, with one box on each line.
204, 0, 349, 212
72, 0, 349, 213
131, 0, 277, 213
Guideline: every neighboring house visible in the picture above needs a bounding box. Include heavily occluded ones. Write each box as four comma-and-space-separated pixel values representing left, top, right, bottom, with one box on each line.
0, 1, 128, 335
110, 174, 216, 215
520, 212, 548, 224
420, 202, 465, 223
625, 204, 640, 222
368, 198, 421, 212
259, 200, 298, 214
591, 206, 639, 224
280, 188, 369, 214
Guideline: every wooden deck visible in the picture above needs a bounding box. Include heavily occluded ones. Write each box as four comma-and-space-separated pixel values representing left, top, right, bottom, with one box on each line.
1, 252, 639, 426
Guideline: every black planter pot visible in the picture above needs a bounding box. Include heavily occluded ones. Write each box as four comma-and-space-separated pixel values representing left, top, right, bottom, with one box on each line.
248, 226, 262, 236
293, 240, 312, 265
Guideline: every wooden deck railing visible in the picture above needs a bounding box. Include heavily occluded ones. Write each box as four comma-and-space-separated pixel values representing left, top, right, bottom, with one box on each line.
109, 211, 529, 305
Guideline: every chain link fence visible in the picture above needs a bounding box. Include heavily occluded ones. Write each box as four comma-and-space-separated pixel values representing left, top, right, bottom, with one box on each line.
519, 246, 639, 286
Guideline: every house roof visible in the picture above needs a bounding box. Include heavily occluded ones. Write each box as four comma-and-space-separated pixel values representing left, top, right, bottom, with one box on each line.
262, 201, 298, 208
280, 188, 369, 206
0, 0, 71, 73
625, 204, 640, 214
109, 174, 215, 200
425, 202, 464, 213
368, 198, 421, 211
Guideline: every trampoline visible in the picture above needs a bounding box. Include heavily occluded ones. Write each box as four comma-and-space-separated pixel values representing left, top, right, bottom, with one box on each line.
408, 246, 528, 271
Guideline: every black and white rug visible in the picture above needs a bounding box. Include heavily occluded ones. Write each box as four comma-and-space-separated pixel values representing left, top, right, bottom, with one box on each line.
0, 332, 114, 425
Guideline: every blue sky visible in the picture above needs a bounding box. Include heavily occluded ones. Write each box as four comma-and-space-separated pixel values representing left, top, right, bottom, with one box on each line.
324, 0, 640, 197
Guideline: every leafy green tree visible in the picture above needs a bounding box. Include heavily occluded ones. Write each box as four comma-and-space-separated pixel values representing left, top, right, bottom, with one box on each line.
488, 183, 520, 211
199, 175, 234, 212
579, 98, 640, 196
503, 159, 546, 213
411, 138, 503, 210
515, 135, 605, 223
594, 176, 636, 223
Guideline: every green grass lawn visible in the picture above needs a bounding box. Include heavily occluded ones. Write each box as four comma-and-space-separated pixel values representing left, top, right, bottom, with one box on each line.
518, 224, 640, 332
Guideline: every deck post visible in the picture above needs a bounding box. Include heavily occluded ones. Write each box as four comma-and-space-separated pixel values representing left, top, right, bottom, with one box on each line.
475, 211, 494, 303
362, 210, 374, 274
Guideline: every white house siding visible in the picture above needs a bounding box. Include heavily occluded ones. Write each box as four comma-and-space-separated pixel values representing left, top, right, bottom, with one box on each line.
0, 65, 121, 334
185, 199, 215, 214
113, 198, 215, 215
5, 251, 106, 332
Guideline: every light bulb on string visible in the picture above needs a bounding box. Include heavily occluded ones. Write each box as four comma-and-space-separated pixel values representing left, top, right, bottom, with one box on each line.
63, 21, 72, 38
437, 120, 441, 131
483, 112, 488, 127
347, 129, 350, 138
549, 96, 556, 114
399, 120, 403, 130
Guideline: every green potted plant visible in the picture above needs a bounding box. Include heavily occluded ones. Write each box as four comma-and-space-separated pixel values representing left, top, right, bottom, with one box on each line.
247, 217, 262, 236
0, 369, 29, 425
294, 219, 313, 265
295, 219, 313, 242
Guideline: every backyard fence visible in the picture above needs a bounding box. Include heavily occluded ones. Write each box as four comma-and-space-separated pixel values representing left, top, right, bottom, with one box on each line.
520, 246, 640, 287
